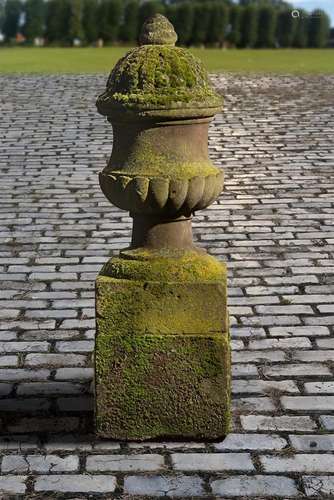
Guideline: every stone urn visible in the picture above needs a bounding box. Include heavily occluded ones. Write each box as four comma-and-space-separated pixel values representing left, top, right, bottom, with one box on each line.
94, 14, 231, 441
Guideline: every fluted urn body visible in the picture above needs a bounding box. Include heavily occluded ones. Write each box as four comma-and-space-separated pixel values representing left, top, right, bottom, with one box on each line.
96, 15, 223, 248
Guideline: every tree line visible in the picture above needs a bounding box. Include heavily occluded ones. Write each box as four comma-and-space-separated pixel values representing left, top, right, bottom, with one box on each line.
0, 0, 331, 48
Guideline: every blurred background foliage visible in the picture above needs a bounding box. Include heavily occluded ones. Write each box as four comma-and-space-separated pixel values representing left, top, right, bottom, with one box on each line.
0, 0, 331, 49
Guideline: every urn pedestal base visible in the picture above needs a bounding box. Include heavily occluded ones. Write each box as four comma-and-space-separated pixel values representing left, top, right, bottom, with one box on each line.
95, 250, 231, 441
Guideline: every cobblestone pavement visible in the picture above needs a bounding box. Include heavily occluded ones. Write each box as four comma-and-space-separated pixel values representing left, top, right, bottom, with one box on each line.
0, 73, 333, 498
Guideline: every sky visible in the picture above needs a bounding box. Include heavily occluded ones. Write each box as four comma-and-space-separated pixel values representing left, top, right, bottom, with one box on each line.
290, 0, 334, 26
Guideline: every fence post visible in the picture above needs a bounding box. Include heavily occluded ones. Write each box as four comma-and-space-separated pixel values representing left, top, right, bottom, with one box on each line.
95, 14, 231, 440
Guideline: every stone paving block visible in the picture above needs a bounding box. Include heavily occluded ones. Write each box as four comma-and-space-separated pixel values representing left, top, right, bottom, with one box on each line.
281, 396, 334, 411
316, 338, 334, 348
0, 398, 50, 412
303, 475, 334, 496
25, 353, 87, 367
248, 337, 312, 350
233, 397, 276, 413
0, 341, 49, 353
56, 396, 93, 412
269, 326, 330, 337
171, 453, 254, 471
0, 355, 18, 366
241, 415, 316, 432
2, 454, 79, 473
0, 476, 27, 494
304, 382, 334, 394
320, 415, 334, 430
44, 434, 94, 452
233, 350, 286, 363
17, 382, 85, 396
127, 442, 205, 450
255, 305, 314, 315
0, 310, 20, 319
232, 364, 258, 377
239, 315, 302, 326
211, 475, 298, 497
215, 433, 287, 451
304, 316, 334, 326
34, 474, 117, 493
294, 350, 334, 362
289, 434, 334, 451
263, 363, 331, 378
86, 454, 165, 472
233, 379, 299, 395
0, 383, 12, 396
0, 435, 39, 450
0, 369, 50, 381
55, 340, 94, 352
55, 368, 93, 380
124, 475, 205, 497
8, 417, 80, 434
230, 327, 266, 338
261, 454, 334, 473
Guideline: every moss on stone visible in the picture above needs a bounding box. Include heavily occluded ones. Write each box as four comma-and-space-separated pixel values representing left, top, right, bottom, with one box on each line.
96, 276, 228, 336
110, 159, 218, 180
139, 14, 178, 46
97, 45, 222, 111
101, 248, 226, 282
95, 333, 231, 440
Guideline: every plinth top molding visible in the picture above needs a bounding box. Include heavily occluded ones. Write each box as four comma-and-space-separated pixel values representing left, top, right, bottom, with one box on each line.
96, 14, 222, 120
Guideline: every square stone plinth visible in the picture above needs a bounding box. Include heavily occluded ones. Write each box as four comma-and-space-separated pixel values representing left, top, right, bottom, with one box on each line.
95, 275, 230, 440
96, 276, 228, 335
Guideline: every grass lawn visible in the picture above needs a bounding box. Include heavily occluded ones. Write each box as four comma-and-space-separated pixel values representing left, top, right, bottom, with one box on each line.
0, 47, 333, 74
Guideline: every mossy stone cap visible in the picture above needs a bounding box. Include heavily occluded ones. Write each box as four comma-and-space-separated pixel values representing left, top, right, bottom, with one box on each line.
96, 14, 222, 117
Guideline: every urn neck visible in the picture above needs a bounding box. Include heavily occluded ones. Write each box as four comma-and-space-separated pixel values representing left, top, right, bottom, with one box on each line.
131, 215, 194, 250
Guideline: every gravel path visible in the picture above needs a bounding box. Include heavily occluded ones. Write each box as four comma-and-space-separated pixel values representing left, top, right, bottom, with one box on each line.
0, 73, 333, 498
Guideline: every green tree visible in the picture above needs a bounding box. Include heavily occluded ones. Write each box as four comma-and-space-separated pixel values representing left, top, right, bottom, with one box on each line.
207, 2, 229, 46
68, 0, 84, 41
170, 2, 194, 46
226, 4, 242, 46
240, 5, 258, 47
82, 0, 98, 44
276, 9, 297, 47
308, 9, 330, 48
3, 0, 22, 40
24, 0, 45, 41
45, 0, 70, 43
293, 9, 308, 48
139, 1, 165, 29
191, 2, 211, 45
257, 5, 276, 47
99, 0, 123, 43
165, 3, 177, 29
121, 0, 139, 43
0, 0, 6, 32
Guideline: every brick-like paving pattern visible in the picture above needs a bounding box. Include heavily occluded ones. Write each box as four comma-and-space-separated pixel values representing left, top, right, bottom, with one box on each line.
0, 73, 333, 498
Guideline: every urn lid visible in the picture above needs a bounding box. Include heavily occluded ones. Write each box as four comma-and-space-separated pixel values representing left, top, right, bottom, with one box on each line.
96, 14, 222, 119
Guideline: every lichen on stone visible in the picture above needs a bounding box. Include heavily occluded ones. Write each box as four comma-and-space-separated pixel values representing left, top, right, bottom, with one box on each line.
101, 248, 227, 283
139, 13, 178, 46
95, 332, 231, 440
97, 44, 222, 112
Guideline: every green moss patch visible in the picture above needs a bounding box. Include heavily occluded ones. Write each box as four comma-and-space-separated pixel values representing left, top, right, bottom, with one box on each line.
96, 276, 228, 336
101, 249, 226, 282
97, 45, 222, 110
95, 333, 231, 440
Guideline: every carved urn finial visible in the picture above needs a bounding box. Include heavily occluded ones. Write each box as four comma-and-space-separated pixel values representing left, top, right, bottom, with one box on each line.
139, 13, 178, 46
96, 14, 223, 250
